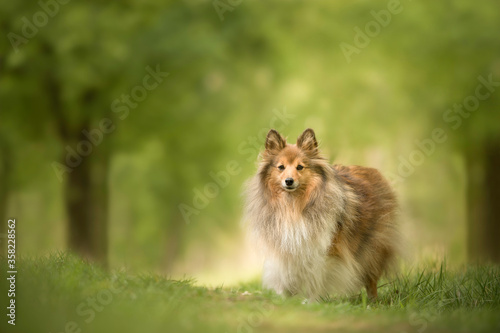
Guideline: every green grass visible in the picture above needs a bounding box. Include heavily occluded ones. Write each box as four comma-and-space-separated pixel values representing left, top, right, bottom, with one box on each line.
1, 253, 499, 333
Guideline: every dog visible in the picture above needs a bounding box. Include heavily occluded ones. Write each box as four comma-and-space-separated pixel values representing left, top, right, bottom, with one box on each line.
244, 128, 399, 301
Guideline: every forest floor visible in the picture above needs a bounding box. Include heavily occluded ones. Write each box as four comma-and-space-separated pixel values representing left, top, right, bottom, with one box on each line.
1, 253, 500, 333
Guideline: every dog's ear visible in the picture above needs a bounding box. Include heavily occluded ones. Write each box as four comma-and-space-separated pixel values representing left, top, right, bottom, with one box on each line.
297, 128, 318, 155
265, 129, 286, 152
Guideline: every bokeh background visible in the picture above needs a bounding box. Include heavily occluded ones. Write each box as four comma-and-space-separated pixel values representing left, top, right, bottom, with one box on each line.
1, 0, 499, 285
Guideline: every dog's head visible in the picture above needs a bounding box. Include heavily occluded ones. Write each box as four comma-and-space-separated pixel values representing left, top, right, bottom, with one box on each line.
260, 128, 324, 193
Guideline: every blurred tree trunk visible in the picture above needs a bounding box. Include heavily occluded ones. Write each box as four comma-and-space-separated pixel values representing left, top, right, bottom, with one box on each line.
164, 208, 184, 272
47, 70, 110, 267
65, 131, 110, 267
466, 139, 500, 263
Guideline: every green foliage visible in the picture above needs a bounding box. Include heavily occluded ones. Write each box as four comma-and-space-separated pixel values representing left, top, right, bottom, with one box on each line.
1, 0, 500, 269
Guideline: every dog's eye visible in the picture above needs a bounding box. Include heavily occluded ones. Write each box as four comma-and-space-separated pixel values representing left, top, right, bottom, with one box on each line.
297, 165, 304, 170
278, 165, 285, 171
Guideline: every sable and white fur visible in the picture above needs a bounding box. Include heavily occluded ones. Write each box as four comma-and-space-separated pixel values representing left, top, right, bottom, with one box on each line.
244, 128, 399, 301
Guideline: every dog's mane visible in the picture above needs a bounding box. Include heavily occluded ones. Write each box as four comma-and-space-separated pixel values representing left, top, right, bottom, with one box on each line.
244, 148, 359, 255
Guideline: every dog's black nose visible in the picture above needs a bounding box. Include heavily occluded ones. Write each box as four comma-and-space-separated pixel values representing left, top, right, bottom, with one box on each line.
285, 178, 294, 186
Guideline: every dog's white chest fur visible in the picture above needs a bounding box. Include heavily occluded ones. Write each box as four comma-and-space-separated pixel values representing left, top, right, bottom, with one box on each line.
258, 216, 361, 300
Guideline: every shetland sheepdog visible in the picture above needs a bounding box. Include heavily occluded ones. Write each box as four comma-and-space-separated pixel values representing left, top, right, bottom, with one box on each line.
244, 128, 399, 301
